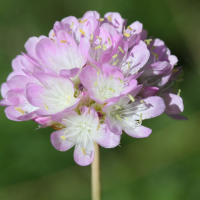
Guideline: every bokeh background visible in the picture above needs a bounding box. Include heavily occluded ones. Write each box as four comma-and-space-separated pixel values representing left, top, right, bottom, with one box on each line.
0, 0, 200, 199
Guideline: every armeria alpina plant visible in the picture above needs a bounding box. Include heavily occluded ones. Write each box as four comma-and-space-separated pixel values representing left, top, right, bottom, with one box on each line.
0, 11, 186, 200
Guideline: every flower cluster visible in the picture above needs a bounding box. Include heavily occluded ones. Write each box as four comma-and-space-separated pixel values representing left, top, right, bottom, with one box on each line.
0, 11, 186, 166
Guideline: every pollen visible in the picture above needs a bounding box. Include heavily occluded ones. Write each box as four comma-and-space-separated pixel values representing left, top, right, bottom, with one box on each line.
61, 40, 67, 43
80, 19, 88, 24
15, 107, 25, 114
70, 22, 74, 29
97, 69, 100, 75
44, 103, 49, 110
144, 39, 152, 46
88, 107, 91, 114
68, 31, 72, 33
113, 59, 119, 65
127, 26, 133, 31
128, 94, 135, 102
108, 15, 112, 21
118, 46, 124, 53
99, 18, 104, 21
123, 33, 130, 37
94, 45, 102, 50
103, 44, 106, 50
82, 147, 86, 155
112, 54, 118, 58
79, 29, 85, 36
52, 32, 55, 37
127, 62, 130, 68
60, 136, 66, 140
94, 81, 98, 87
140, 100, 144, 104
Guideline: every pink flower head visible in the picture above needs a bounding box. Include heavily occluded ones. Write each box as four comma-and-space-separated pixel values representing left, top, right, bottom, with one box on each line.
0, 11, 186, 166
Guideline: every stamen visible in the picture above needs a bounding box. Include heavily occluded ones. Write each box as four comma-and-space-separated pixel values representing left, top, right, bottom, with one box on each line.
88, 107, 91, 114
124, 33, 130, 37
108, 16, 112, 21
128, 62, 130, 68
61, 40, 67, 43
43, 103, 49, 110
80, 19, 88, 24
50, 38, 55, 43
116, 114, 122, 121
68, 31, 72, 33
52, 32, 55, 37
144, 39, 152, 46
151, 46, 156, 50
99, 18, 104, 21
139, 113, 142, 123
128, 94, 135, 102
118, 77, 123, 84
112, 54, 118, 59
103, 44, 106, 50
96, 36, 102, 41
94, 81, 97, 87
127, 26, 133, 31
97, 123, 100, 130
15, 107, 25, 114
70, 22, 74, 29
151, 52, 159, 60
140, 100, 144, 104
97, 69, 100, 75
79, 29, 85, 36
94, 45, 102, 49
60, 136, 66, 140
113, 59, 119, 65
108, 88, 115, 92
115, 105, 121, 109
90, 34, 93, 43
177, 89, 181, 96
173, 69, 179, 73
118, 46, 124, 53
82, 147, 86, 155
108, 37, 112, 45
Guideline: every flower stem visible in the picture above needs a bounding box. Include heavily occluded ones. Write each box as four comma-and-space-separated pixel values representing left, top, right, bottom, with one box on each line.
92, 142, 101, 200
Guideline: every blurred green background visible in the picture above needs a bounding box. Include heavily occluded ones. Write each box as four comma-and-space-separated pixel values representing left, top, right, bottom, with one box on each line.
0, 0, 200, 199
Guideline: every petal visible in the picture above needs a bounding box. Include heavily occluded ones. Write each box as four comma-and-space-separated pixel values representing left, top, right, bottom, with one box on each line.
105, 115, 122, 135
51, 129, 76, 152
1, 83, 10, 98
93, 124, 121, 148
162, 93, 184, 115
123, 125, 152, 138
74, 141, 94, 166
140, 86, 159, 98
140, 96, 166, 119
25, 36, 46, 59
104, 12, 126, 33
168, 114, 188, 120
